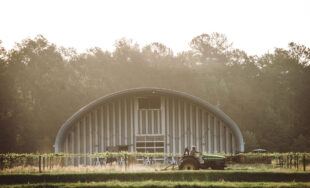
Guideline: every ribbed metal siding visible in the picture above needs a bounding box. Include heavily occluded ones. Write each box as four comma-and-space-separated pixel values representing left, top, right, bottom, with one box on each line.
61, 95, 237, 165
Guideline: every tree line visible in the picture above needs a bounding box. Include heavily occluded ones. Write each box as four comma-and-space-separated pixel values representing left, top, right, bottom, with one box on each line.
0, 33, 309, 153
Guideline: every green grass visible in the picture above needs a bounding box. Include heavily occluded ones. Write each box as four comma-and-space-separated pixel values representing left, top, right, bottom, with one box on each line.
1, 162, 306, 174
1, 171, 310, 185
2, 181, 310, 188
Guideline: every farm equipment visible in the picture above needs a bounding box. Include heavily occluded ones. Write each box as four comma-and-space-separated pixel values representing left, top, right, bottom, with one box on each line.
100, 145, 130, 165
179, 150, 226, 170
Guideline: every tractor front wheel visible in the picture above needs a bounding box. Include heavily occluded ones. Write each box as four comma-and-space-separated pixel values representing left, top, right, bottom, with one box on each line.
179, 158, 199, 170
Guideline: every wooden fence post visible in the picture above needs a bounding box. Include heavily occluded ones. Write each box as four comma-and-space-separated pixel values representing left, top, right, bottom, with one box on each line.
60, 157, 64, 167
303, 154, 306, 171
128, 155, 131, 168
50, 157, 52, 169
43, 157, 45, 170
297, 155, 299, 170
39, 156, 42, 173
286, 155, 289, 168
125, 154, 127, 171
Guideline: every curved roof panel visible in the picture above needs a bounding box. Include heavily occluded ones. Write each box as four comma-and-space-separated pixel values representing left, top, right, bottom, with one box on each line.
55, 88, 244, 153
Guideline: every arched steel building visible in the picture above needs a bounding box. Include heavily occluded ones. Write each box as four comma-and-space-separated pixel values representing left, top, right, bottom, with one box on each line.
55, 88, 244, 164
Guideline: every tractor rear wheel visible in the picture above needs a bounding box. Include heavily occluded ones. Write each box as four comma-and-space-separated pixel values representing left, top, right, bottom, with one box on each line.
179, 158, 199, 170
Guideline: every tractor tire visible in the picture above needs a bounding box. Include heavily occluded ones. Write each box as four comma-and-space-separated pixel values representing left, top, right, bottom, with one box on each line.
179, 158, 199, 170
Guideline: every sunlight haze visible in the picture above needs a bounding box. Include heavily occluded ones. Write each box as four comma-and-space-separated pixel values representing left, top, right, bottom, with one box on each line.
1, 0, 309, 55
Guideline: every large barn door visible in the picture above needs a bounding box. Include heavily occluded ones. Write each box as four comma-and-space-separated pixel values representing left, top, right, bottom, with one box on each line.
135, 97, 164, 153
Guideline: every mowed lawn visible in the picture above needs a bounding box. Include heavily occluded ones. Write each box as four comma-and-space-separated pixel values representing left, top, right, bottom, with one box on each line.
2, 181, 310, 188
1, 171, 310, 187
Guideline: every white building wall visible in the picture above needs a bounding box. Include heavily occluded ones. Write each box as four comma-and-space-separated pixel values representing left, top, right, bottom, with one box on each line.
61, 95, 237, 165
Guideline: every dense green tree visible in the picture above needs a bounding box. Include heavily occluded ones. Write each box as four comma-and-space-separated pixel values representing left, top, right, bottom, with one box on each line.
0, 34, 309, 153
243, 131, 259, 152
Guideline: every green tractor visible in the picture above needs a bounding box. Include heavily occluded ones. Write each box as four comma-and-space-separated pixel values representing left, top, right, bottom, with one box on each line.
179, 153, 226, 170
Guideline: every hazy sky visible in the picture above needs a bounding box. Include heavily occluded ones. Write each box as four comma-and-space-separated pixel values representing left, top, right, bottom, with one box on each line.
1, 0, 309, 56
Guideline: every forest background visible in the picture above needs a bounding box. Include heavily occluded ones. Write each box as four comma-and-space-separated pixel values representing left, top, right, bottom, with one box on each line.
0, 33, 309, 153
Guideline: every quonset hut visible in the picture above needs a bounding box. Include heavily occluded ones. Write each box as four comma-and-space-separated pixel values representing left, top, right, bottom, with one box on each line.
55, 88, 244, 164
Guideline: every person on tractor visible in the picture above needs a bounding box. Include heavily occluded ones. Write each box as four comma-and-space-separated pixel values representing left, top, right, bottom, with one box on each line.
190, 146, 200, 156
184, 147, 190, 156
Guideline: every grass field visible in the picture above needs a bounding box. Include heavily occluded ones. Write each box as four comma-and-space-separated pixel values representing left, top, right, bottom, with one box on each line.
2, 181, 310, 188
1, 171, 309, 184
1, 163, 309, 174
1, 155, 309, 187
